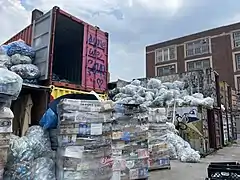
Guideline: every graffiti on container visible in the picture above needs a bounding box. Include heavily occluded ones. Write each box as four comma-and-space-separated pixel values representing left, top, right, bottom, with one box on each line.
88, 47, 104, 60
88, 34, 106, 49
87, 59, 106, 88
100, 156, 113, 166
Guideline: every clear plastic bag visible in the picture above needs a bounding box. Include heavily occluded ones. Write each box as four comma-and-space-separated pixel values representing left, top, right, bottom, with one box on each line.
31, 157, 56, 180
0, 68, 23, 99
25, 126, 52, 158
7, 39, 35, 59
10, 54, 32, 65
0, 45, 9, 53
147, 78, 161, 89
0, 48, 11, 68
10, 64, 40, 80
5, 126, 53, 180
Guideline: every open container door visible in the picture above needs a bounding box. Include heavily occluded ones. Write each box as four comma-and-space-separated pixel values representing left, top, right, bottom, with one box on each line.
82, 25, 108, 93
31, 9, 54, 81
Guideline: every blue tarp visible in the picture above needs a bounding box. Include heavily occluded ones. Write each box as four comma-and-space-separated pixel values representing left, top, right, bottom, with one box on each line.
39, 94, 98, 129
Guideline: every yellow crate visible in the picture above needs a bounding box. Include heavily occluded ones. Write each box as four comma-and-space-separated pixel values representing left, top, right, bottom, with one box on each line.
50, 86, 108, 101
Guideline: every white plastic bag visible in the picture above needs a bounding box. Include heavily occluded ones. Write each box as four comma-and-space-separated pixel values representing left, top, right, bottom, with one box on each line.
0, 48, 11, 68
0, 68, 23, 98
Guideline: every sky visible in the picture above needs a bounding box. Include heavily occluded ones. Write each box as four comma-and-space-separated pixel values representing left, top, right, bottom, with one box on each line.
0, 0, 240, 81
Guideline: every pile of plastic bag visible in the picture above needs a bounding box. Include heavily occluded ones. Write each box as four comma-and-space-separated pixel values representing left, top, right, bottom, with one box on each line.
4, 126, 56, 180
111, 78, 214, 108
163, 122, 201, 162
148, 109, 200, 163
1, 39, 41, 84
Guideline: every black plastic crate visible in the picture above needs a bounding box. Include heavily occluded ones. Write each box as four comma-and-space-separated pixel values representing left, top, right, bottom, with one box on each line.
206, 162, 240, 179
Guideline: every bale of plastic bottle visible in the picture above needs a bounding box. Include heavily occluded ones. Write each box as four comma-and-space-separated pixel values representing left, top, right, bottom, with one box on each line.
10, 64, 40, 80
6, 39, 35, 59
0, 68, 23, 103
4, 126, 54, 180
10, 54, 32, 65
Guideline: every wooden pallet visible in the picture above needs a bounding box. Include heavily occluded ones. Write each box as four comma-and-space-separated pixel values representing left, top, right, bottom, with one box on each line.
149, 165, 171, 171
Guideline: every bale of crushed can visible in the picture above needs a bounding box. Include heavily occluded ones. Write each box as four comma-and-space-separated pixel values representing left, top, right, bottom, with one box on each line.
56, 99, 114, 180
148, 108, 171, 170
111, 103, 149, 180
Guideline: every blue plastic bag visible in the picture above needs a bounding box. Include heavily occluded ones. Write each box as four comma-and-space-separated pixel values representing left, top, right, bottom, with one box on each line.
7, 40, 35, 59
39, 108, 58, 129
0, 45, 9, 53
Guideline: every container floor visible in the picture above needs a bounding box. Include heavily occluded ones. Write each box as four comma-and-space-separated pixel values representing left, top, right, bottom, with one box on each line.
149, 138, 240, 180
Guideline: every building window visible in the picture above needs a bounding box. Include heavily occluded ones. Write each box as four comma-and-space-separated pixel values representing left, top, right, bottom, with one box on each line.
187, 58, 210, 71
237, 77, 240, 90
185, 38, 210, 57
235, 53, 240, 71
156, 64, 176, 76
155, 46, 176, 63
233, 31, 240, 48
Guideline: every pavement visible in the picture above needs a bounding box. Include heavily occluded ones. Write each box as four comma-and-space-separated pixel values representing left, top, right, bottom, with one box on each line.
149, 142, 240, 180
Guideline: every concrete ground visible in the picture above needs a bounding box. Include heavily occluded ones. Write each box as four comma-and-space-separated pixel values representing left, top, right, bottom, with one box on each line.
150, 143, 240, 180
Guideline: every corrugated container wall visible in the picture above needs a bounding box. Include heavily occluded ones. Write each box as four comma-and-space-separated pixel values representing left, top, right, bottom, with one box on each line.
3, 6, 109, 93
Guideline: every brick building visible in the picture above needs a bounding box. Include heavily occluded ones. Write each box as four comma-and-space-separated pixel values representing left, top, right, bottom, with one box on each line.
146, 22, 240, 90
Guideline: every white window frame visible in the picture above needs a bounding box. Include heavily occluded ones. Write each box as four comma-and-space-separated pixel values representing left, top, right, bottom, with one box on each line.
155, 46, 177, 64
184, 56, 213, 72
232, 30, 240, 48
184, 37, 211, 57
232, 51, 240, 72
234, 75, 240, 90
155, 63, 177, 76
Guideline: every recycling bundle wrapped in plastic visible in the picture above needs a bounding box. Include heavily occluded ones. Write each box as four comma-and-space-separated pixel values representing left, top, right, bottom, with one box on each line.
7, 39, 35, 59
10, 64, 40, 80
56, 99, 113, 180
111, 78, 214, 109
111, 104, 149, 179
4, 126, 53, 180
10, 54, 32, 65
0, 68, 23, 100
148, 108, 171, 169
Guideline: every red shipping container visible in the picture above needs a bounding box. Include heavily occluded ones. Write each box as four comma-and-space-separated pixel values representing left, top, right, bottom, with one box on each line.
3, 6, 108, 93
